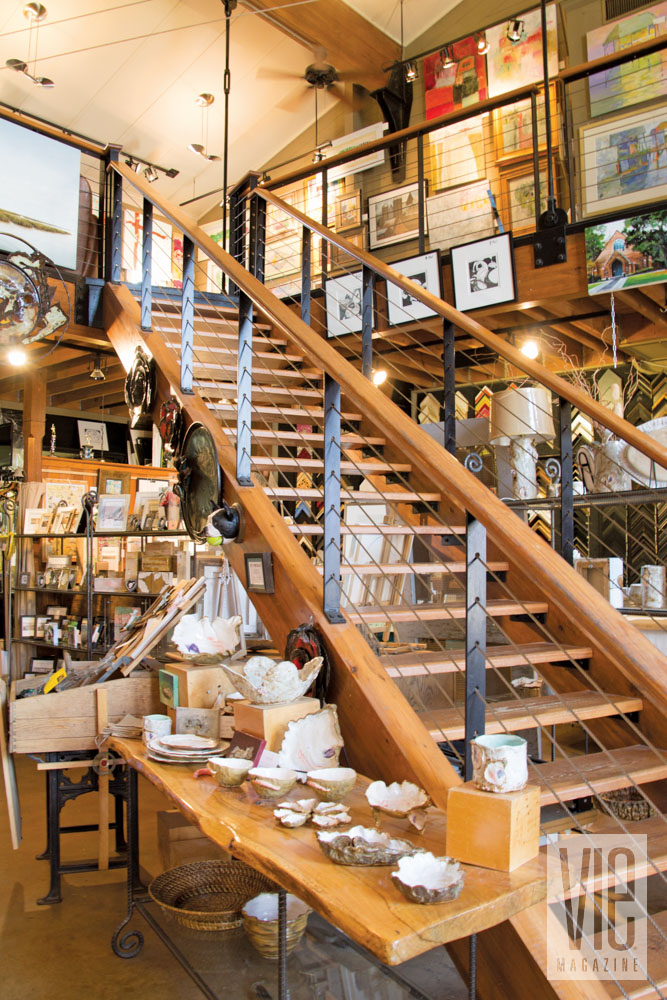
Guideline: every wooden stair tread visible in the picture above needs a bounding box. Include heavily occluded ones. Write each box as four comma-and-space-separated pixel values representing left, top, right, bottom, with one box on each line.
252, 457, 411, 474
535, 746, 667, 807
597, 908, 667, 999
420, 692, 643, 741
383, 642, 592, 677
289, 523, 465, 536
209, 402, 363, 421
196, 381, 322, 401
348, 599, 548, 623
318, 560, 508, 576
229, 429, 385, 447
265, 487, 441, 502
163, 337, 295, 356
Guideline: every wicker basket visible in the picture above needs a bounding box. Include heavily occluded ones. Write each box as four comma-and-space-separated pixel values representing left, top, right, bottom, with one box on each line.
148, 860, 278, 931
600, 788, 655, 823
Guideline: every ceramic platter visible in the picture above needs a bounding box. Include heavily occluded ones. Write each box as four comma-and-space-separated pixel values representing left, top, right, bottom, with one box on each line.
146, 737, 228, 764
160, 734, 219, 751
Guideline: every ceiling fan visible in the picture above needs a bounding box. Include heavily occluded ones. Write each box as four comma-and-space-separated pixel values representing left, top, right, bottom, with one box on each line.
260, 46, 362, 114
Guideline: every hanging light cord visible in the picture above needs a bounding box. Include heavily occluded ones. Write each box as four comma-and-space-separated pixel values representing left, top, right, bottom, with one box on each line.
610, 292, 617, 369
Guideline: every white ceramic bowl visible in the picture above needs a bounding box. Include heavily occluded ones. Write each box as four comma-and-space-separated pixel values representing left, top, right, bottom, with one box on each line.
248, 767, 298, 799
207, 756, 253, 787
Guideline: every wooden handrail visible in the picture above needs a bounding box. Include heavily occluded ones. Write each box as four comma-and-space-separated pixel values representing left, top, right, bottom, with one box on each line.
559, 34, 667, 85
0, 105, 107, 157
256, 185, 667, 473
111, 160, 667, 727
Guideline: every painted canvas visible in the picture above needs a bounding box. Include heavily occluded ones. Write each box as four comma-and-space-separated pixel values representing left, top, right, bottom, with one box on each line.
428, 114, 487, 191
426, 181, 496, 253
486, 4, 558, 99
585, 211, 667, 294
580, 106, 667, 217
586, 3, 667, 119
122, 209, 173, 286
0, 117, 80, 269
424, 35, 488, 120
493, 85, 559, 160
505, 168, 548, 232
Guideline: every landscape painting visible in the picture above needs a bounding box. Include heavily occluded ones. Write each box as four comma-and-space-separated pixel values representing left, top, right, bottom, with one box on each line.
426, 181, 496, 253
424, 35, 488, 119
585, 210, 667, 294
586, 3, 667, 118
0, 118, 80, 269
486, 4, 558, 99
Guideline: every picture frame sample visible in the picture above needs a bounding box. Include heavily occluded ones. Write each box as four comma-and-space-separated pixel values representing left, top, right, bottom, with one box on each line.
77, 419, 109, 453
500, 161, 549, 234
424, 34, 488, 119
428, 114, 487, 190
586, 3, 667, 119
386, 251, 442, 325
98, 469, 131, 497
585, 211, 667, 295
450, 233, 517, 312
486, 4, 558, 99
493, 85, 559, 161
368, 183, 425, 250
20, 616, 35, 638
579, 106, 667, 217
244, 552, 275, 593
325, 271, 364, 337
35, 617, 50, 640
426, 181, 496, 253
96, 494, 131, 532
336, 191, 362, 231
30, 657, 55, 674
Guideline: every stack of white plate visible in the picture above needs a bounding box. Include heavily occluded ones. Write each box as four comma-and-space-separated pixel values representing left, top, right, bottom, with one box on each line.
146, 733, 229, 764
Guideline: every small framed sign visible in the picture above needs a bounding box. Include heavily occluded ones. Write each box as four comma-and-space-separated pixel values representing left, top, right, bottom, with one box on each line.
244, 552, 275, 593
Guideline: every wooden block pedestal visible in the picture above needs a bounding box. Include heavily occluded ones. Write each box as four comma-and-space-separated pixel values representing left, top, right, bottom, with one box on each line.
233, 697, 320, 751
446, 781, 540, 872
159, 663, 233, 709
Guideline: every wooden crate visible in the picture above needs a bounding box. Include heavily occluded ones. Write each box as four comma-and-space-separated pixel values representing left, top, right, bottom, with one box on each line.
9, 675, 160, 753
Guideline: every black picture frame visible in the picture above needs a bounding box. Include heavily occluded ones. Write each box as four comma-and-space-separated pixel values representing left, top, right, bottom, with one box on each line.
450, 232, 517, 312
244, 552, 275, 594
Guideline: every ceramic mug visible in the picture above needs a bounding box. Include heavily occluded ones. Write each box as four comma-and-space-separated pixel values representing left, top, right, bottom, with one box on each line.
143, 713, 172, 745
471, 734, 527, 793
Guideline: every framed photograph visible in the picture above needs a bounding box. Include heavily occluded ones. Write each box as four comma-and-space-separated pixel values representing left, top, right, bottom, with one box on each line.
585, 212, 667, 295
325, 271, 365, 337
20, 616, 35, 638
97, 494, 131, 532
35, 616, 50, 639
30, 657, 55, 674
77, 419, 109, 453
98, 469, 131, 497
386, 251, 442, 326
336, 191, 361, 231
500, 162, 549, 235
450, 233, 517, 312
493, 85, 559, 161
36, 511, 53, 534
426, 181, 496, 253
50, 505, 77, 535
43, 621, 59, 646
244, 552, 275, 594
428, 114, 487, 191
368, 182, 425, 250
18, 572, 30, 587
579, 106, 667, 217
46, 606, 68, 618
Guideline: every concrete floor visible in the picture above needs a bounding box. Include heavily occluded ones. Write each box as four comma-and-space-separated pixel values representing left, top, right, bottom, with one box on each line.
0, 755, 468, 1000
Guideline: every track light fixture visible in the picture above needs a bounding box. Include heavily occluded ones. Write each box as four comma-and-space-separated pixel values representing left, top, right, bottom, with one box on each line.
143, 165, 159, 183
89, 355, 106, 382
404, 60, 418, 82
6, 4, 54, 87
507, 19, 524, 43
440, 46, 454, 70
475, 32, 490, 55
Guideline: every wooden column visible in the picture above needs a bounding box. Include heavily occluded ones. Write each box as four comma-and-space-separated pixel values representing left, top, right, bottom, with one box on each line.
23, 371, 46, 481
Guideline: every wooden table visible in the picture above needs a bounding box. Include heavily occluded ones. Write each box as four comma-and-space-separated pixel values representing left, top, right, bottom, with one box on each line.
110, 738, 546, 977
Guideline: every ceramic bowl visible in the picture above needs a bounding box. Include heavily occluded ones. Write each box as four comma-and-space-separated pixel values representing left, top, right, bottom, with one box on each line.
316, 825, 418, 866
247, 766, 298, 799
305, 767, 357, 802
391, 851, 464, 904
207, 756, 253, 787
242, 892, 310, 959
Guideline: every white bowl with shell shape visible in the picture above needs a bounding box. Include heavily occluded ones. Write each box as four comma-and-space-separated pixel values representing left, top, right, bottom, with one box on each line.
248, 767, 297, 799
316, 824, 419, 866
365, 780, 431, 832
222, 655, 323, 705
306, 767, 356, 802
207, 756, 252, 787
391, 852, 464, 904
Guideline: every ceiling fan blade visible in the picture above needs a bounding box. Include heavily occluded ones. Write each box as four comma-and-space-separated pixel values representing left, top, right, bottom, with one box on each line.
276, 89, 310, 113
328, 83, 360, 111
257, 65, 303, 82
333, 69, 364, 82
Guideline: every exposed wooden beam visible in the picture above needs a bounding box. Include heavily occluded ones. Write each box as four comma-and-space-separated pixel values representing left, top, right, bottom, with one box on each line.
616, 290, 667, 329
47, 365, 124, 397
24, 371, 45, 481
50, 377, 126, 406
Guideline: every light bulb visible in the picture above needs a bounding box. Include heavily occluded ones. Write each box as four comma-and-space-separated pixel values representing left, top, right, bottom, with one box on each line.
520, 340, 539, 360
8, 348, 27, 367
372, 369, 387, 386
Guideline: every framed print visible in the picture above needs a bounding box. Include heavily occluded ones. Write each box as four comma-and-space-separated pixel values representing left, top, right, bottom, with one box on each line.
336, 191, 361, 231
500, 162, 549, 234
428, 114, 487, 191
424, 34, 488, 119
244, 552, 275, 593
23, 508, 44, 534
266, 185, 302, 240
325, 272, 364, 337
486, 4, 558, 99
426, 181, 496, 253
368, 183, 425, 250
329, 231, 364, 272
77, 419, 109, 453
386, 251, 442, 325
50, 506, 77, 535
326, 122, 387, 182
579, 106, 667, 217
586, 4, 667, 119
585, 211, 667, 295
20, 616, 35, 638
35, 617, 50, 639
493, 85, 559, 161
450, 233, 517, 312
30, 657, 55, 674
97, 494, 130, 532
98, 469, 131, 497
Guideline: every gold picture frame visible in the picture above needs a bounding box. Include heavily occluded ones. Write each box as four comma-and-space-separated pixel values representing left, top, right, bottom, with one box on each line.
336, 191, 361, 232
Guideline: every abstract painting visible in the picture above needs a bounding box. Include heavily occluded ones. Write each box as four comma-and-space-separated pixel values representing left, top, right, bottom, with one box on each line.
580, 106, 667, 217
493, 84, 559, 160
586, 3, 667, 118
502, 165, 549, 233
428, 114, 487, 191
424, 35, 488, 119
122, 209, 173, 286
426, 181, 496, 253
486, 4, 558, 99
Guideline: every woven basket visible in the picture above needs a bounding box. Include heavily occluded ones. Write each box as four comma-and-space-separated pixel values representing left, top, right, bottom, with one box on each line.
600, 788, 655, 823
148, 860, 278, 931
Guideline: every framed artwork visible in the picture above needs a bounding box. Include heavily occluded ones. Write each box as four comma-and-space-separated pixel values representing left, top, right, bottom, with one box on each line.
77, 419, 109, 453
585, 212, 667, 295
493, 85, 559, 161
336, 191, 361, 231
266, 185, 302, 240
98, 469, 131, 497
486, 4, 558, 99
329, 231, 364, 272
30, 658, 55, 674
368, 183, 425, 250
23, 508, 44, 534
35, 616, 50, 641
386, 251, 442, 325
244, 552, 275, 594
586, 3, 667, 118
426, 181, 496, 253
44, 481, 86, 512
38, 511, 53, 534
326, 122, 387, 182
122, 208, 173, 286
325, 272, 364, 337
450, 233, 517, 312
428, 114, 487, 191
579, 106, 667, 217
423, 35, 488, 119
97, 494, 131, 532
20, 616, 35, 638
500, 162, 549, 234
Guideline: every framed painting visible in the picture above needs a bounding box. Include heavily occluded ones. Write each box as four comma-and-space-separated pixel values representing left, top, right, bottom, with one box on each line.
585, 211, 667, 295
426, 181, 496, 253
579, 106, 667, 217
423, 35, 488, 119
586, 3, 667, 119
428, 114, 487, 191
500, 162, 549, 234
97, 494, 131, 532
368, 183, 425, 250
336, 191, 361, 231
329, 231, 364, 273
486, 4, 558, 99
450, 233, 517, 312
98, 469, 131, 497
122, 208, 173, 286
493, 84, 559, 161
325, 272, 364, 337
266, 185, 302, 241
386, 251, 442, 325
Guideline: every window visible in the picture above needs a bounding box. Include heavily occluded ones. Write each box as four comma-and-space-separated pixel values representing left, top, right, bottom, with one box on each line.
613, 238, 625, 251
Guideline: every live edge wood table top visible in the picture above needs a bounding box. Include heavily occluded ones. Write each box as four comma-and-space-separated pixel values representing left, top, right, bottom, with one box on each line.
110, 738, 547, 966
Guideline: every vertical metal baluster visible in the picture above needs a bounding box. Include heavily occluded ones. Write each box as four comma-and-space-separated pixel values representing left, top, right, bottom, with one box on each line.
278, 888, 289, 1000
442, 320, 456, 456
417, 133, 425, 255
141, 198, 152, 332
561, 85, 577, 224
301, 226, 311, 326
109, 152, 122, 284
180, 236, 195, 395
321, 166, 329, 281
250, 191, 266, 284
530, 91, 541, 231
465, 515, 487, 780
361, 266, 374, 379
324, 374, 344, 624
560, 398, 574, 565
237, 291, 254, 487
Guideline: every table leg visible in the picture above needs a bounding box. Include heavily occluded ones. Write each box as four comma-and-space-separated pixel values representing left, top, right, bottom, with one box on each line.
37, 767, 62, 905
469, 933, 477, 1000
111, 768, 144, 958
278, 888, 289, 1000
35, 768, 52, 861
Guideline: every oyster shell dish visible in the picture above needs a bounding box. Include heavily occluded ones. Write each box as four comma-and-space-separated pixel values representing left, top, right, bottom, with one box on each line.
277, 705, 344, 773
316, 825, 419, 866
365, 780, 431, 832
391, 852, 464, 904
273, 799, 351, 829
222, 655, 323, 705
172, 614, 242, 663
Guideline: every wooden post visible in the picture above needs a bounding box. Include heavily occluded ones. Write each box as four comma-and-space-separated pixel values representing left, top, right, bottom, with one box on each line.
23, 370, 46, 481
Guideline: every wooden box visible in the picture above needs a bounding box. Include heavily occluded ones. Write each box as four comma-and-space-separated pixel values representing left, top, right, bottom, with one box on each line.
9, 675, 160, 754
233, 697, 320, 751
446, 781, 540, 872
163, 662, 234, 709
157, 810, 231, 870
